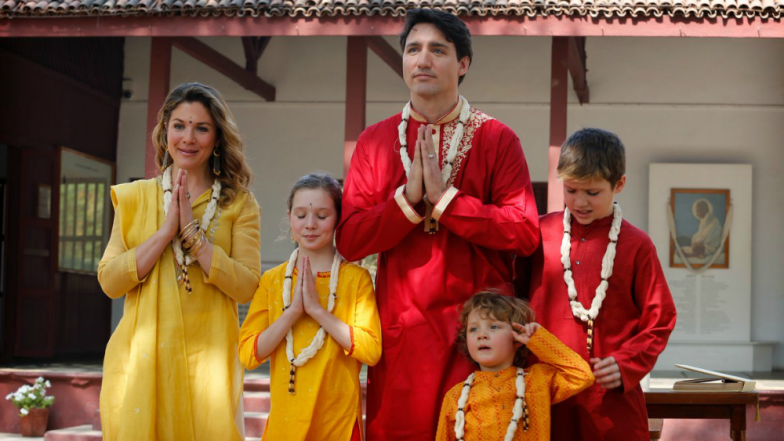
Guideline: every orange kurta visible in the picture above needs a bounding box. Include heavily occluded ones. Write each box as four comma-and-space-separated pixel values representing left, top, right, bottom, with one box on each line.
436, 328, 593, 441
239, 261, 382, 441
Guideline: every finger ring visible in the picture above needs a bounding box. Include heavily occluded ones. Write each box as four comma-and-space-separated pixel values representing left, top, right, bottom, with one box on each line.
428, 153, 435, 159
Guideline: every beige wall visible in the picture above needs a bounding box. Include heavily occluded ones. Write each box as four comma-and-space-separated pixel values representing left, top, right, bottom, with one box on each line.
115, 35, 784, 369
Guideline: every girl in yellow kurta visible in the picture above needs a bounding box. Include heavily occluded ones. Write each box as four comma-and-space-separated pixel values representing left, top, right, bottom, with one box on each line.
436, 292, 594, 441
97, 83, 260, 441
239, 173, 382, 441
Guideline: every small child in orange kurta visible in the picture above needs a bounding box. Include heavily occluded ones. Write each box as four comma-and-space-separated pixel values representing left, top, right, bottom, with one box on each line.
436, 292, 594, 441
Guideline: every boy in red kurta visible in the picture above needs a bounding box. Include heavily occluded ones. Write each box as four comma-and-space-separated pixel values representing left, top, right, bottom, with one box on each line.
337, 9, 540, 441
516, 128, 677, 441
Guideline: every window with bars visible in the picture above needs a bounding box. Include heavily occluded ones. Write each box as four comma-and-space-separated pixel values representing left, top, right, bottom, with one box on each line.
58, 177, 108, 274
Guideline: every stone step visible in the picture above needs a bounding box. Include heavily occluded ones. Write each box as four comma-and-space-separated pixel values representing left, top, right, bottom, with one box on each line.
243, 391, 271, 413
3, 424, 265, 441
43, 425, 101, 441
0, 433, 43, 441
244, 412, 269, 439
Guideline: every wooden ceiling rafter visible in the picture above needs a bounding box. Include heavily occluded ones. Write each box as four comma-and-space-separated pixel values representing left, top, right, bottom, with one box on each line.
567, 36, 589, 105
367, 36, 403, 79
241, 36, 271, 74
172, 36, 276, 101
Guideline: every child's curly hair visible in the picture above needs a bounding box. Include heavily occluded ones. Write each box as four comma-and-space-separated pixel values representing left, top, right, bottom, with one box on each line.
455, 291, 535, 368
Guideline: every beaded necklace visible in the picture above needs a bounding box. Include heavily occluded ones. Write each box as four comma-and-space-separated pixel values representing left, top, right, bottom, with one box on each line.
161, 166, 221, 294
397, 96, 471, 233
454, 367, 528, 441
281, 248, 342, 394
397, 96, 471, 183
561, 203, 622, 351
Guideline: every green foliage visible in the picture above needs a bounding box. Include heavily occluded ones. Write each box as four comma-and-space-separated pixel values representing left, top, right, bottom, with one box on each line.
5, 377, 55, 417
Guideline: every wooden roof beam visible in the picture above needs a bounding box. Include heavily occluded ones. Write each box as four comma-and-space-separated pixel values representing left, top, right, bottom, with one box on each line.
567, 36, 589, 105
367, 36, 403, 79
172, 37, 275, 101
241, 36, 271, 74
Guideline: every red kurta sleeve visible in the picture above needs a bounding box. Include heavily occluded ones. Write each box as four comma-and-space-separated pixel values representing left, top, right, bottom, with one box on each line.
612, 240, 677, 392
337, 132, 423, 262
433, 129, 540, 257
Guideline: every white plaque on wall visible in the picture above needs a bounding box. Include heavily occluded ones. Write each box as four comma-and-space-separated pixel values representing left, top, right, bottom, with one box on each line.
649, 164, 751, 344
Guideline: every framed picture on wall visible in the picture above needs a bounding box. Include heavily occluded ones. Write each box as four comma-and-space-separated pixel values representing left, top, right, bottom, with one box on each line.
669, 188, 730, 269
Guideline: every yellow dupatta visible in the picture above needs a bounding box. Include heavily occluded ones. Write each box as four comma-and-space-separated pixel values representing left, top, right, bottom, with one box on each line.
100, 178, 195, 441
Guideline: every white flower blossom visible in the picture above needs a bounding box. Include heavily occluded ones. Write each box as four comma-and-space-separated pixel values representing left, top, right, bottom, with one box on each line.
14, 393, 24, 401
44, 381, 51, 388
35, 377, 44, 383
5, 393, 12, 400
28, 393, 36, 400
20, 408, 29, 416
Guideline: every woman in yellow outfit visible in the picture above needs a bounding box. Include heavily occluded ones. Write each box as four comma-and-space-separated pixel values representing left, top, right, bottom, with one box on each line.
239, 173, 382, 441
97, 83, 260, 441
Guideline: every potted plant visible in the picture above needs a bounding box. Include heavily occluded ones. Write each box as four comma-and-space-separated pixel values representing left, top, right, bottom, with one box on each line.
5, 377, 55, 437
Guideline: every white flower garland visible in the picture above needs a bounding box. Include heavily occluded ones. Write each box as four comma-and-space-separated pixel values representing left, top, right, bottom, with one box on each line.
162, 166, 221, 267
398, 96, 471, 184
561, 203, 623, 323
281, 247, 343, 393
455, 368, 528, 441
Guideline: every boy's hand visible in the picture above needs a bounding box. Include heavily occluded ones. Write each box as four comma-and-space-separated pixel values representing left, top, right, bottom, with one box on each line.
591, 356, 623, 390
511, 322, 541, 345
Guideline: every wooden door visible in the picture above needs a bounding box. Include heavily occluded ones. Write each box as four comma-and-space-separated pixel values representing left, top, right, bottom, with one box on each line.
12, 146, 58, 357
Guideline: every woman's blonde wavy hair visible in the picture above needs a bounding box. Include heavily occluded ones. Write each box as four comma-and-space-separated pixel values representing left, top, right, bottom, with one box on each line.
152, 82, 253, 208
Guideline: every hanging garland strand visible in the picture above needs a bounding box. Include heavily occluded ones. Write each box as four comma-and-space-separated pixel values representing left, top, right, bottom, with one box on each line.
162, 166, 221, 293
454, 368, 528, 441
561, 202, 623, 351
281, 248, 343, 394
397, 96, 471, 184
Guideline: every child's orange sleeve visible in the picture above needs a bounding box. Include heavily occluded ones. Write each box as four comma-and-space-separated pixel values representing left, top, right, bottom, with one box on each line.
527, 327, 595, 404
341, 268, 383, 366
238, 271, 272, 369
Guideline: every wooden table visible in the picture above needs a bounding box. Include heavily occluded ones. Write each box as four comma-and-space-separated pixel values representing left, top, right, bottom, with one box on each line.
645, 390, 759, 441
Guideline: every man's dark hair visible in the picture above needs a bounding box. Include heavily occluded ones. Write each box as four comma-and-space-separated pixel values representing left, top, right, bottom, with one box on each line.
399, 8, 473, 85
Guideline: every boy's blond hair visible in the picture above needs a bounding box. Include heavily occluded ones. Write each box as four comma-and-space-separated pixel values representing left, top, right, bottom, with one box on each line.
557, 128, 626, 188
456, 291, 535, 368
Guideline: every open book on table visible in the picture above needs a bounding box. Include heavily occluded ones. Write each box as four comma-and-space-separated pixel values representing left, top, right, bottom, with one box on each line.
672, 364, 756, 392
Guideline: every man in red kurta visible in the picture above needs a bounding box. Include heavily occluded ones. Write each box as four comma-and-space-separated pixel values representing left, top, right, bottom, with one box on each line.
336, 9, 539, 441
517, 128, 677, 441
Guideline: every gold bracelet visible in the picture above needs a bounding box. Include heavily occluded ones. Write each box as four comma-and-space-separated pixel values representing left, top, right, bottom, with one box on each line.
187, 231, 207, 256
181, 225, 201, 246
180, 220, 200, 240
182, 229, 202, 251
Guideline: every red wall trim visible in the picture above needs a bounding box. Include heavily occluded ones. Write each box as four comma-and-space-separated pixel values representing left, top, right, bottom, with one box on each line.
1, 15, 783, 38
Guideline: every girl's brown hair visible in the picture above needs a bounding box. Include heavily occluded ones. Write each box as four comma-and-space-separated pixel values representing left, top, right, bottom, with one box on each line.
152, 82, 252, 208
287, 173, 343, 224
456, 291, 535, 368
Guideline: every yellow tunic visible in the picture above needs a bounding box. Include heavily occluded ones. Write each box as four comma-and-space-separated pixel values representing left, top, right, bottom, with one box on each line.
97, 178, 261, 441
239, 261, 382, 441
436, 328, 594, 441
